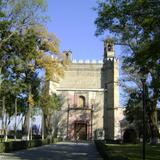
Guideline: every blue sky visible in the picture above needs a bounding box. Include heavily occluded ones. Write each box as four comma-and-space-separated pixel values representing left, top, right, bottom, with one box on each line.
46, 0, 125, 106
46, 0, 121, 60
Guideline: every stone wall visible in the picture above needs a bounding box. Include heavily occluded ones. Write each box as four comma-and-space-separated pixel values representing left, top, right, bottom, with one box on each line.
49, 42, 123, 140
57, 63, 103, 89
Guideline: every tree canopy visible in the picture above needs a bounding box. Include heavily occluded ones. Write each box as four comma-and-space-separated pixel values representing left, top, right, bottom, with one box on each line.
0, 0, 65, 140
95, 0, 160, 142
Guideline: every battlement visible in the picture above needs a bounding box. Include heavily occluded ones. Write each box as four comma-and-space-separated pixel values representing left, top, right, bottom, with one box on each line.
72, 59, 102, 64
72, 58, 118, 64
104, 57, 119, 62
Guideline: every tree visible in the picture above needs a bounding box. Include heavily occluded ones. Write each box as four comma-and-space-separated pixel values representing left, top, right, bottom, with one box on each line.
0, 0, 65, 140
0, 0, 47, 46
123, 128, 137, 143
40, 85, 63, 139
95, 0, 160, 143
124, 91, 151, 140
12, 27, 64, 140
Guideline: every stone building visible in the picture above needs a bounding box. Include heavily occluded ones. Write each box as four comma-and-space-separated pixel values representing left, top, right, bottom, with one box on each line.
49, 40, 123, 140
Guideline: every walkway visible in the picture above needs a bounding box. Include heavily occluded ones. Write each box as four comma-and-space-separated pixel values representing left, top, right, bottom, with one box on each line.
0, 142, 103, 160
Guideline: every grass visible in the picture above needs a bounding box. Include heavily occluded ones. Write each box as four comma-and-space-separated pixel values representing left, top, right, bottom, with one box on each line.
0, 138, 21, 142
107, 143, 160, 160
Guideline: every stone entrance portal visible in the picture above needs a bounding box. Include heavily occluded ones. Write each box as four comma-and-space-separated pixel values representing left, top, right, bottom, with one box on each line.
74, 122, 87, 140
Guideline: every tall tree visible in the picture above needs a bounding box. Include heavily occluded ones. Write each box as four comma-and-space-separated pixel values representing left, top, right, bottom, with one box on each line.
95, 0, 160, 143
0, 0, 47, 46
0, 0, 64, 140
40, 85, 63, 139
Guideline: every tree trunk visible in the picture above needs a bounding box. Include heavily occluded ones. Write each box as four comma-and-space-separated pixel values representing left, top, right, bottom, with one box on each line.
149, 110, 159, 144
22, 85, 32, 141
14, 98, 17, 141
43, 113, 48, 138
41, 111, 44, 140
2, 96, 5, 140
43, 112, 53, 139
146, 82, 159, 144
4, 114, 8, 142
30, 113, 33, 140
22, 109, 30, 140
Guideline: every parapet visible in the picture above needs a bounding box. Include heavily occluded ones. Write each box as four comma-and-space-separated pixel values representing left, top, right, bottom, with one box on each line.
105, 57, 119, 62
72, 59, 103, 64
72, 58, 118, 64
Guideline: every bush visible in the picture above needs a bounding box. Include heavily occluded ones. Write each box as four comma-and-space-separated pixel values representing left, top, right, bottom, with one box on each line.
0, 138, 58, 153
105, 139, 122, 144
4, 141, 28, 152
95, 140, 109, 160
8, 130, 23, 139
123, 128, 137, 143
0, 142, 5, 152
95, 140, 128, 160
32, 135, 42, 139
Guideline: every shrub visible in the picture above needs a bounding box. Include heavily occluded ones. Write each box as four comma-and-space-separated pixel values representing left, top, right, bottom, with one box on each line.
123, 128, 137, 143
95, 140, 109, 160
4, 141, 28, 152
0, 138, 58, 153
0, 143, 5, 152
95, 140, 128, 160
105, 139, 122, 144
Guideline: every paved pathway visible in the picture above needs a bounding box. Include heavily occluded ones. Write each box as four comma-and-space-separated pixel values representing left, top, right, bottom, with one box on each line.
0, 142, 103, 160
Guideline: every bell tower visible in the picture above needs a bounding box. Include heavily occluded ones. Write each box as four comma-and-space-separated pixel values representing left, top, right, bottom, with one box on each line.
104, 39, 115, 60
102, 39, 121, 140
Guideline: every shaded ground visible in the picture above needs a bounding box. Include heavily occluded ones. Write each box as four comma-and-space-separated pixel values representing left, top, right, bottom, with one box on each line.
107, 143, 160, 160
0, 142, 103, 160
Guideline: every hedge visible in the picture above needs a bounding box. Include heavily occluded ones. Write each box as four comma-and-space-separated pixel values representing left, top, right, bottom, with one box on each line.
95, 140, 128, 160
0, 138, 58, 153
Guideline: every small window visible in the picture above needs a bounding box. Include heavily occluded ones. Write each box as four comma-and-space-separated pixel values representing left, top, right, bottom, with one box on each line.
108, 44, 113, 51
78, 96, 85, 107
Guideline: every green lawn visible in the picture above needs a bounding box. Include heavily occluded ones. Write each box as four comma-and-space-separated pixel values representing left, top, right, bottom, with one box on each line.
107, 144, 160, 160
0, 138, 21, 142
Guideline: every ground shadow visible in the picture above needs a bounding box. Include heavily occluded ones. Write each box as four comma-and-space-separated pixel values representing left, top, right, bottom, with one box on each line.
0, 142, 102, 160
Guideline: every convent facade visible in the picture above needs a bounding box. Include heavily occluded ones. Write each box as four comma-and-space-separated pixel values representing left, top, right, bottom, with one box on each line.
49, 40, 123, 140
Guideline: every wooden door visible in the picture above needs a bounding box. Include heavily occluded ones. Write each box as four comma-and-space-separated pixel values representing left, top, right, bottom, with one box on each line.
75, 123, 87, 140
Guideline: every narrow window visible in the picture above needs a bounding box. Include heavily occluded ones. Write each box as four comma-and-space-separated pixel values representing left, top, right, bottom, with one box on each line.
108, 44, 113, 51
78, 96, 85, 107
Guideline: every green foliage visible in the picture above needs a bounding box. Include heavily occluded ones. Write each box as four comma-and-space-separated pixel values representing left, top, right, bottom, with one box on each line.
123, 128, 137, 144
95, 0, 160, 141
40, 85, 63, 137
0, 18, 63, 117
106, 143, 160, 160
0, 28, 41, 117
95, 140, 128, 160
0, 138, 58, 153
124, 92, 142, 122
40, 83, 63, 112
0, 142, 5, 153
41, 93, 62, 114
0, 0, 65, 140
95, 0, 160, 71
1, 0, 48, 30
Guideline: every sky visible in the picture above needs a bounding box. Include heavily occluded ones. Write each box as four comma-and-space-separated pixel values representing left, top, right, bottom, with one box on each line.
46, 0, 121, 60
0, 0, 124, 130
46, 0, 125, 104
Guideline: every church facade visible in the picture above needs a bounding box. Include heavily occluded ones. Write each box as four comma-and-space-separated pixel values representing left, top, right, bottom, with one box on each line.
49, 40, 123, 140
